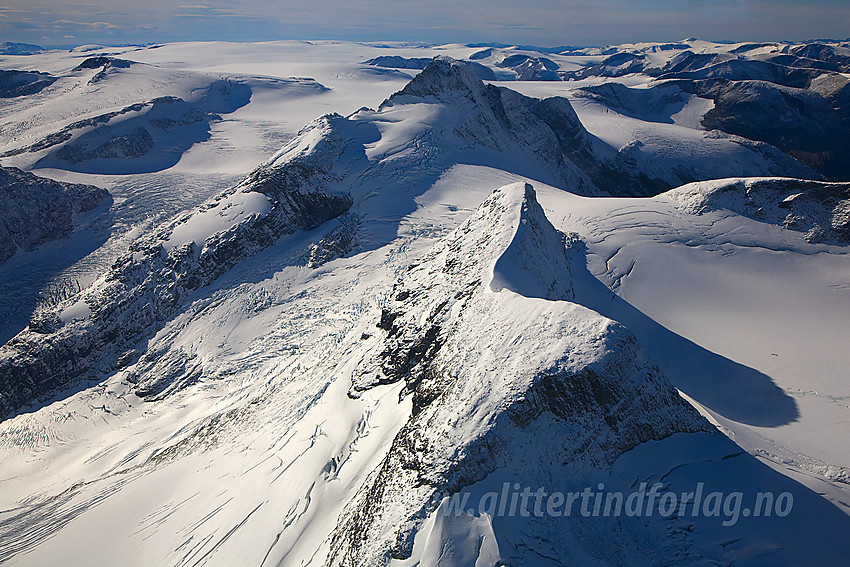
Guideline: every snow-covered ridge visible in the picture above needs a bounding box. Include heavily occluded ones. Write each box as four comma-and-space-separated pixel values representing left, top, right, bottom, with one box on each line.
489, 183, 576, 299
0, 56, 829, 418
385, 57, 812, 196
0, 69, 56, 98
366, 55, 497, 80
0, 41, 849, 566
0, 51, 330, 175
1, 77, 251, 174
663, 177, 850, 243
559, 40, 850, 181
331, 183, 711, 565
0, 115, 355, 417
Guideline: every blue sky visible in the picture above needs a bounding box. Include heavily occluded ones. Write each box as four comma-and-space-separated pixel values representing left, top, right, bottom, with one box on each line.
1, 0, 848, 47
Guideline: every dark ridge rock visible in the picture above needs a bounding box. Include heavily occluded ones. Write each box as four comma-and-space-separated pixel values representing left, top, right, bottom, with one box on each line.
392, 57, 804, 195
731, 42, 779, 54
468, 48, 493, 60
388, 57, 490, 103
568, 51, 648, 79
497, 54, 560, 80
789, 43, 850, 72
573, 81, 689, 122
364, 56, 431, 69
0, 70, 57, 98
651, 42, 693, 51
658, 51, 738, 75
387, 57, 669, 195
762, 54, 840, 72
308, 214, 361, 268
811, 73, 850, 112
657, 58, 820, 89
3, 81, 251, 173
497, 54, 558, 70
671, 77, 850, 180
528, 95, 670, 195
365, 55, 496, 80
55, 127, 155, 162
0, 166, 110, 265
1, 99, 165, 158
72, 56, 132, 71
0, 117, 353, 418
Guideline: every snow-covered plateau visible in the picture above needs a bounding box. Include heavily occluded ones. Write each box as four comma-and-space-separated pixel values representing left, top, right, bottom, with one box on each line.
0, 39, 849, 566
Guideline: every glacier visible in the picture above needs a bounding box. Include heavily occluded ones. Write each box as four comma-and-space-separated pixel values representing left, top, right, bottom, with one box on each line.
0, 40, 848, 566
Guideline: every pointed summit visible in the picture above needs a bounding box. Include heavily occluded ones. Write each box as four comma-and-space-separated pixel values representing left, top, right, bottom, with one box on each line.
488, 183, 576, 300
333, 182, 711, 564
386, 56, 490, 106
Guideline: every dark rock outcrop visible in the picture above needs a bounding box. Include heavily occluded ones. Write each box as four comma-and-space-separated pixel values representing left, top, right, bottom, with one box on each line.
669, 77, 850, 180
0, 70, 57, 98
496, 54, 560, 80
0, 116, 354, 418
0, 166, 110, 264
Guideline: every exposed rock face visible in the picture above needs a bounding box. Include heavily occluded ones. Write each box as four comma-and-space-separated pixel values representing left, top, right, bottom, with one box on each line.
308, 213, 361, 268
496, 54, 560, 80
0, 57, 826, 417
566, 41, 850, 181
328, 184, 712, 566
568, 51, 650, 79
574, 81, 690, 122
2, 97, 184, 159
387, 56, 671, 196
672, 78, 850, 180
786, 43, 850, 72
0, 70, 57, 98
56, 126, 156, 162
657, 53, 820, 88
390, 57, 810, 196
365, 56, 433, 70
72, 56, 130, 70
0, 116, 355, 418
665, 177, 850, 243
0, 166, 110, 264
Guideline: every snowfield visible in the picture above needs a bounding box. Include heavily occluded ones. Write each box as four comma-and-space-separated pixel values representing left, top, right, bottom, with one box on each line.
0, 39, 849, 566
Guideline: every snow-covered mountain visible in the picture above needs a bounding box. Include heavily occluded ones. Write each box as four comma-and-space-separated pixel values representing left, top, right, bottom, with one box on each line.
665, 177, 850, 243
0, 57, 253, 174
329, 182, 712, 565
0, 41, 849, 566
554, 40, 850, 181
0, 43, 43, 56
2, 56, 825, 419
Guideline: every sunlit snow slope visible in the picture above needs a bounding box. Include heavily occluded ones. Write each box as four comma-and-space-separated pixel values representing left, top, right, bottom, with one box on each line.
0, 41, 848, 567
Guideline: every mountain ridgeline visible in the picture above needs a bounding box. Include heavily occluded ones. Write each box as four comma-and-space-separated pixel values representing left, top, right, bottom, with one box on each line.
1, 44, 849, 567
0, 55, 837, 419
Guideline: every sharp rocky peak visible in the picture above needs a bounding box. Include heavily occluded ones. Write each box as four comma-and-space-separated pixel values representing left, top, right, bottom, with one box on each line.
331, 182, 713, 565
488, 182, 576, 300
386, 56, 490, 106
